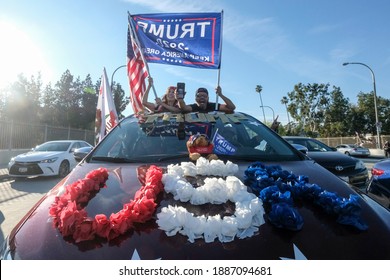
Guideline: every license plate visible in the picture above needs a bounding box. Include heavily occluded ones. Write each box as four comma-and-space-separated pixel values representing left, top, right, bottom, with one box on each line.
18, 167, 28, 173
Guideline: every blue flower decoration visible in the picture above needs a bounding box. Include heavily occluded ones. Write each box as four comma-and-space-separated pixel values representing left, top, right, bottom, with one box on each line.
244, 162, 368, 231
268, 203, 304, 231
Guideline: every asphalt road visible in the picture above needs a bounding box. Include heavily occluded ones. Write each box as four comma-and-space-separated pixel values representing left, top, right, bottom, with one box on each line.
0, 157, 382, 247
0, 174, 63, 246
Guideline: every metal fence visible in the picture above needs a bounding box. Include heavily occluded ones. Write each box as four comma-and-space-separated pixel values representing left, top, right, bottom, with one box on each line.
317, 135, 390, 149
0, 120, 95, 150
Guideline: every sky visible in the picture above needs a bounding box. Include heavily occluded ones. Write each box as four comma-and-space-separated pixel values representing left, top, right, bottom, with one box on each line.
1, 0, 389, 124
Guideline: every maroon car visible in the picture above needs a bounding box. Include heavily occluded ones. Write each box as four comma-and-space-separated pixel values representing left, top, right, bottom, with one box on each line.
1, 112, 389, 260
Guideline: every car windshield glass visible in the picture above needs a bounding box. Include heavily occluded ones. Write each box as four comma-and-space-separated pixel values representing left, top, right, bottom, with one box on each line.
303, 139, 332, 152
286, 138, 333, 152
90, 112, 302, 163
35, 142, 71, 152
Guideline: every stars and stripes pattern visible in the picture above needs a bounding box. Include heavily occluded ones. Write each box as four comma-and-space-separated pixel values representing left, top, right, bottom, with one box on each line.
127, 25, 148, 114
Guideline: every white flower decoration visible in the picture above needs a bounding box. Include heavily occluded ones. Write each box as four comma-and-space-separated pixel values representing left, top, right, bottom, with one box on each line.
157, 158, 265, 243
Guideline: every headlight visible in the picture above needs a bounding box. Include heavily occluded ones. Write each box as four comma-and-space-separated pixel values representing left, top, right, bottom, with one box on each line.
40, 157, 58, 163
355, 160, 366, 170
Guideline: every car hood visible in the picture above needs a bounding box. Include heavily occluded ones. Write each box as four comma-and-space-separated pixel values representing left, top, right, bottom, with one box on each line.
7, 160, 390, 260
14, 151, 65, 162
307, 151, 358, 166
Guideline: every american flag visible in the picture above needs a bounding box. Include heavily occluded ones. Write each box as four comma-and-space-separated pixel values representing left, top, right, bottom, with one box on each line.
127, 25, 148, 114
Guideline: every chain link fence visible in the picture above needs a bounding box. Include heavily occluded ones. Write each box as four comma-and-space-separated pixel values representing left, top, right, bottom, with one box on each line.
0, 120, 95, 150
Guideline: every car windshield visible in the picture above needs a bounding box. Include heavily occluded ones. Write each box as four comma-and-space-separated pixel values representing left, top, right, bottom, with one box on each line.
286, 138, 333, 152
89, 112, 302, 163
34, 142, 71, 152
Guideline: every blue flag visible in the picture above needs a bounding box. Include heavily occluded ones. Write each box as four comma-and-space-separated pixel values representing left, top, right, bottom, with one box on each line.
130, 12, 223, 69
213, 132, 237, 155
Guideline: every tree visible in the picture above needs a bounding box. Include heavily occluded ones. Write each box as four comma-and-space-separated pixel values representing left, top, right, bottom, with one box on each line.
2, 74, 42, 123
378, 96, 390, 135
345, 105, 367, 136
41, 83, 58, 125
112, 81, 129, 119
283, 83, 330, 136
0, 69, 131, 129
320, 86, 351, 137
356, 92, 390, 136
78, 74, 98, 130
356, 92, 379, 136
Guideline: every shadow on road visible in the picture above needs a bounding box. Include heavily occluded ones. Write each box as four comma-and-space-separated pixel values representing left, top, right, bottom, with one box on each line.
9, 176, 62, 194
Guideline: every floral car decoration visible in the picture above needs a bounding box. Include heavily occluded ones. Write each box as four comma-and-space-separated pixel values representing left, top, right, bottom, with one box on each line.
49, 156, 367, 244
244, 162, 368, 231
49, 166, 163, 243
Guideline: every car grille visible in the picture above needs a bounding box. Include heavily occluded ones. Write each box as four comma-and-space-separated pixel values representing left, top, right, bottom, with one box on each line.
9, 162, 44, 176
328, 165, 355, 174
325, 164, 368, 186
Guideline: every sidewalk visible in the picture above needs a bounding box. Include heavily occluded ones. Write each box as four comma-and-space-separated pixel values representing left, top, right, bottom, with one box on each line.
369, 148, 386, 159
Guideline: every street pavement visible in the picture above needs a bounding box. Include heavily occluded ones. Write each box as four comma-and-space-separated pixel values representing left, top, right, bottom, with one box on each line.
0, 165, 62, 245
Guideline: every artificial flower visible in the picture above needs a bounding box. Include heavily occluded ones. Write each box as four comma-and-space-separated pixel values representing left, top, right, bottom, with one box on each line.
244, 162, 368, 231
157, 158, 266, 243
49, 166, 163, 243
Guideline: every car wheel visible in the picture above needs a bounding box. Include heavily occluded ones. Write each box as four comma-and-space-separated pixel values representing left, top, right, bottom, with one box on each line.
58, 161, 70, 177
345, 152, 350, 156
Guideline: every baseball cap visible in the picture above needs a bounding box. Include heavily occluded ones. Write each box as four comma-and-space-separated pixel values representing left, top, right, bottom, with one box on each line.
196, 88, 208, 95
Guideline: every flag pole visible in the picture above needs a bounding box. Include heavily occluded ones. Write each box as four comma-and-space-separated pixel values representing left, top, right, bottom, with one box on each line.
215, 10, 223, 111
128, 12, 158, 99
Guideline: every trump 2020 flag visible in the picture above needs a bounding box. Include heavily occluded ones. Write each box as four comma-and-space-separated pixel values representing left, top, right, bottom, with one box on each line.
95, 67, 119, 143
127, 24, 149, 114
213, 132, 237, 155
129, 12, 223, 69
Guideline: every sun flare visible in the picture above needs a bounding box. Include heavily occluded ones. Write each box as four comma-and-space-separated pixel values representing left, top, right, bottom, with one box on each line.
0, 20, 52, 88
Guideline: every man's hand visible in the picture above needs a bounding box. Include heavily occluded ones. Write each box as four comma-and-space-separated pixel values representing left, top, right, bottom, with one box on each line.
215, 85, 223, 96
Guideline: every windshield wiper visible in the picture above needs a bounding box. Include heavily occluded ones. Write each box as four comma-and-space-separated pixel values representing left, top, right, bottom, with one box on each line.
157, 154, 190, 162
217, 154, 271, 161
91, 156, 139, 163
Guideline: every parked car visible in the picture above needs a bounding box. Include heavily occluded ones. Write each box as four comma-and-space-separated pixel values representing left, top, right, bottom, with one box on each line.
1, 112, 389, 260
366, 159, 390, 209
8, 140, 92, 178
283, 136, 368, 188
335, 144, 370, 157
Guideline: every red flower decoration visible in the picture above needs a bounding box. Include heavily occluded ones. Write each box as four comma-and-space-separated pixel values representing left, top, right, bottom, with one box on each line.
49, 166, 163, 243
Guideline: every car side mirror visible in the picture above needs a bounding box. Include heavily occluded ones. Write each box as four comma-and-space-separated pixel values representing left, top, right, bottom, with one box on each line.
73, 147, 92, 162
291, 144, 308, 155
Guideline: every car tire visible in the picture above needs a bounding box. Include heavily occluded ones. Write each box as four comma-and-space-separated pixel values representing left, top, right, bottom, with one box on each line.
58, 161, 70, 178
345, 152, 350, 156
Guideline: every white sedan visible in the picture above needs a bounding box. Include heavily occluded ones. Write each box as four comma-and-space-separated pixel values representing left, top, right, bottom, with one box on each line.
8, 140, 92, 178
335, 143, 371, 157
